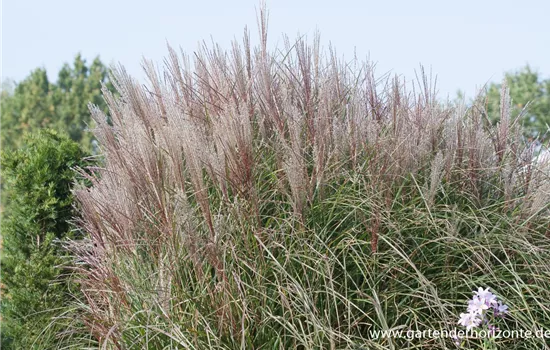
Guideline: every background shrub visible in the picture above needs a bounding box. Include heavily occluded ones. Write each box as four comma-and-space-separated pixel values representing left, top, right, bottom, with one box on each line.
1, 130, 93, 349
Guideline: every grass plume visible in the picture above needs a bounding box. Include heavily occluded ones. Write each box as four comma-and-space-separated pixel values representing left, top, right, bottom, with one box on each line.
68, 8, 550, 349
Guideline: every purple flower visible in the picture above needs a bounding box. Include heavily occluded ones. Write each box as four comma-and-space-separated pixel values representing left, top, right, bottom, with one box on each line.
495, 302, 508, 317
458, 287, 509, 336
458, 312, 481, 331
467, 296, 490, 314
473, 287, 497, 307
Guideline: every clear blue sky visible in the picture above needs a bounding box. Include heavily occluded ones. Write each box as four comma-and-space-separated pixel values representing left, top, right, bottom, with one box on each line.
2, 0, 549, 99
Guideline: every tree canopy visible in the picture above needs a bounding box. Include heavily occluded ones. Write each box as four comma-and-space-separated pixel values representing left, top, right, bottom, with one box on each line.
0, 54, 114, 215
0, 54, 113, 152
486, 65, 550, 140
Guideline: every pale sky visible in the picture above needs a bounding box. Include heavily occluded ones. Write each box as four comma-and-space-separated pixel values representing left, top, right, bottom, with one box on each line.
2, 0, 549, 99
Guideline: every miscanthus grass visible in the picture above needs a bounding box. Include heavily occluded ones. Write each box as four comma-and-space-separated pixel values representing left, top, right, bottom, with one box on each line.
62, 8, 550, 350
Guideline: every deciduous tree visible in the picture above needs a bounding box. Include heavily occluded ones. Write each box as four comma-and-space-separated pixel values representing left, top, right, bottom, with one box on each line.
486, 66, 550, 140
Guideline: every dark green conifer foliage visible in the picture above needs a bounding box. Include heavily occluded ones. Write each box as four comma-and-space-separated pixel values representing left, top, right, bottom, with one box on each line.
1, 130, 91, 349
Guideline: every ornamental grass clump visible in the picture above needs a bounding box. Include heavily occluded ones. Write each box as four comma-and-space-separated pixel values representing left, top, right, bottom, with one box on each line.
69, 8, 550, 350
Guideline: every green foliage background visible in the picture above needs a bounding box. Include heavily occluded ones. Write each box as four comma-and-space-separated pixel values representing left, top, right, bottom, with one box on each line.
1, 55, 110, 349
0, 130, 92, 349
485, 66, 550, 140
1, 54, 112, 207
0, 54, 113, 152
